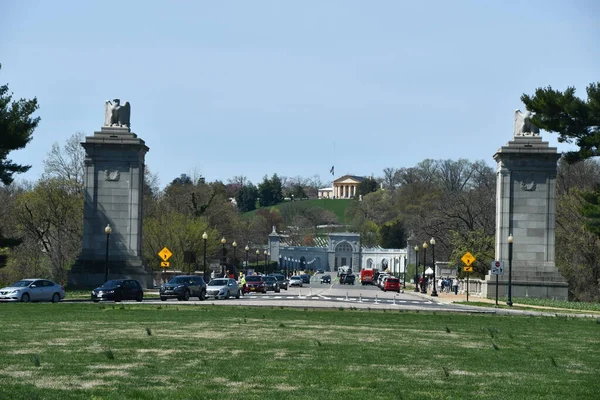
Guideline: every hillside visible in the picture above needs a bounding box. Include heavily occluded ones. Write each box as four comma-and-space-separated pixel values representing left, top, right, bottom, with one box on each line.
243, 198, 353, 224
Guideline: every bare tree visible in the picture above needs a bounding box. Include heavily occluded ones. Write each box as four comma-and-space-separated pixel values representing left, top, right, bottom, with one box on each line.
43, 132, 85, 189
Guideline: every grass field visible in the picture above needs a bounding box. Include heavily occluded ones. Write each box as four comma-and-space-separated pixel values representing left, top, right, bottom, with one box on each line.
243, 198, 352, 224
1, 304, 599, 399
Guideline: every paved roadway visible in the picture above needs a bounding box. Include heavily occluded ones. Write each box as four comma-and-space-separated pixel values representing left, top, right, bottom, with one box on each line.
139, 275, 492, 313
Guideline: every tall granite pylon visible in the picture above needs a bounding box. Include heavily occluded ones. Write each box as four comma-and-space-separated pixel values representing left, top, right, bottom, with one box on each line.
482, 110, 568, 300
68, 100, 153, 288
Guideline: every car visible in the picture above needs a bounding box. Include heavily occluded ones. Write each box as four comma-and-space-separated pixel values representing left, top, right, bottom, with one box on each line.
383, 277, 401, 292
159, 275, 206, 301
0, 279, 65, 303
289, 276, 303, 287
320, 275, 331, 284
263, 276, 281, 293
244, 275, 266, 293
339, 274, 356, 285
206, 278, 240, 299
92, 279, 144, 302
300, 274, 311, 284
268, 274, 288, 290
316, 269, 324, 274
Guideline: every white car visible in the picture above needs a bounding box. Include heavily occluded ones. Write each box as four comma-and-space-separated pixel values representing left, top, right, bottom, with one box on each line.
289, 276, 303, 287
0, 279, 65, 303
206, 278, 240, 299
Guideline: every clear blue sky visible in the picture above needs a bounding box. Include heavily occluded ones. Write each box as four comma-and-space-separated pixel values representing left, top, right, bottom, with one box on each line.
2, 0, 598, 188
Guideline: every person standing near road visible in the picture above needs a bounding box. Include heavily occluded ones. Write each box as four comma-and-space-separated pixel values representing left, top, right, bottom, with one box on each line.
452, 277, 459, 295
240, 275, 247, 296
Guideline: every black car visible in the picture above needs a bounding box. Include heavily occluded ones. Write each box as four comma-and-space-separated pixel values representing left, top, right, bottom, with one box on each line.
339, 274, 356, 285
159, 275, 206, 301
320, 275, 331, 284
268, 274, 288, 290
92, 279, 144, 302
300, 274, 311, 284
263, 276, 281, 293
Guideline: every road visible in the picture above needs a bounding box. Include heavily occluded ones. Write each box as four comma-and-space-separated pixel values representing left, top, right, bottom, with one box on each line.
139, 275, 492, 313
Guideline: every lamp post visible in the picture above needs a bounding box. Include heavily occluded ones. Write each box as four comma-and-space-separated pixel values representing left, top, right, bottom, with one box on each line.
430, 237, 438, 297
221, 237, 226, 277
264, 250, 268, 274
284, 257, 288, 278
202, 232, 208, 281
244, 245, 249, 275
232, 241, 237, 274
104, 224, 112, 282
403, 256, 407, 289
421, 242, 428, 293
414, 245, 420, 292
279, 255, 282, 273
255, 249, 260, 273
507, 234, 514, 306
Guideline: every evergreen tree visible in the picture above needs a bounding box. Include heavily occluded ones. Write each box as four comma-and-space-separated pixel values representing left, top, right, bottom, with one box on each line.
0, 64, 40, 256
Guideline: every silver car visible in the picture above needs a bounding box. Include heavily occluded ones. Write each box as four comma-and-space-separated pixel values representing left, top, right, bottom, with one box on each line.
206, 278, 240, 299
0, 279, 65, 303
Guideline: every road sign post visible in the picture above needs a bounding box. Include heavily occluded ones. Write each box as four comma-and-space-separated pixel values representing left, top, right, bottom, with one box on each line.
461, 252, 476, 302
491, 261, 504, 307
158, 247, 173, 283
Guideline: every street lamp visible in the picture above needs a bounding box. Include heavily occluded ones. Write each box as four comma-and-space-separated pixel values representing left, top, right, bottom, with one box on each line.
255, 249, 260, 272
284, 256, 288, 278
244, 244, 249, 274
414, 245, 420, 292
264, 250, 268, 274
232, 241, 238, 273
104, 224, 112, 282
221, 237, 226, 277
202, 232, 208, 281
507, 234, 514, 306
430, 237, 438, 297
421, 242, 428, 293
403, 256, 407, 289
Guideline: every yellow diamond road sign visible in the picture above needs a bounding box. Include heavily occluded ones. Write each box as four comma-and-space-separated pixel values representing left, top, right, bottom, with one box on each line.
158, 247, 173, 261
461, 252, 476, 266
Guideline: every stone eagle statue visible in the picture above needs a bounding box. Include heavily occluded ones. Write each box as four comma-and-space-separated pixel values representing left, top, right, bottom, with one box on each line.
104, 99, 131, 130
514, 109, 540, 137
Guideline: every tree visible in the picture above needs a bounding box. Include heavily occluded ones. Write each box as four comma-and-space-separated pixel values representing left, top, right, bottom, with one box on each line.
521, 82, 600, 164
258, 174, 284, 207
43, 132, 85, 188
0, 64, 40, 186
236, 183, 258, 212
356, 177, 378, 197
0, 64, 40, 261
380, 219, 407, 249
14, 178, 83, 283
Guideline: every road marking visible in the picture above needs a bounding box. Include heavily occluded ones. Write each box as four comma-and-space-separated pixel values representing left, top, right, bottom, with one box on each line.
336, 297, 345, 301
318, 295, 331, 300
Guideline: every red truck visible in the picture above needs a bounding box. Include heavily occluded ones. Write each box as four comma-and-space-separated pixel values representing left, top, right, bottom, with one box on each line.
360, 269, 375, 285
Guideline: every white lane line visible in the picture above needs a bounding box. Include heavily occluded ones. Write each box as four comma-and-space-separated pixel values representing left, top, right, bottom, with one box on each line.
318, 295, 331, 300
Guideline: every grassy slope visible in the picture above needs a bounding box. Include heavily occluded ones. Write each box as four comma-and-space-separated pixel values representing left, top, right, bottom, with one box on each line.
243, 198, 352, 224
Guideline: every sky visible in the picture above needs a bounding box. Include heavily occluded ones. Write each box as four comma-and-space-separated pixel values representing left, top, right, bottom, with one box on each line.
1, 0, 599, 189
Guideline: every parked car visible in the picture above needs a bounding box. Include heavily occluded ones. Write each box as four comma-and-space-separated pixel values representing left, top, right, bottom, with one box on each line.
382, 277, 401, 292
159, 275, 206, 301
300, 274, 311, 284
339, 274, 356, 285
268, 274, 288, 290
316, 269, 324, 274
320, 275, 331, 284
289, 276, 303, 287
0, 279, 65, 303
244, 275, 266, 293
206, 278, 240, 299
263, 276, 281, 293
92, 279, 144, 302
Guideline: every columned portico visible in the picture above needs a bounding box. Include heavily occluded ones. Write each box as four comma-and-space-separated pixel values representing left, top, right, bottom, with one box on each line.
332, 175, 364, 199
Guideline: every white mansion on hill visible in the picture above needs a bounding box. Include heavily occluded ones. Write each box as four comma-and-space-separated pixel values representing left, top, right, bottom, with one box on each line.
317, 175, 365, 199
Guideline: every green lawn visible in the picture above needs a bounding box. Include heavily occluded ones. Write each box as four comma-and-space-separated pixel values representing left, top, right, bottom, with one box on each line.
1, 304, 598, 399
243, 198, 352, 224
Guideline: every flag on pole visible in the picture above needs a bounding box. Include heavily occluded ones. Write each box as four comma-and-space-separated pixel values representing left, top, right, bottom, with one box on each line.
329, 166, 334, 175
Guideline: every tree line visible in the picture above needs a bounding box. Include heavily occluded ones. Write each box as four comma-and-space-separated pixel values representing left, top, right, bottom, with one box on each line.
1, 64, 598, 300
